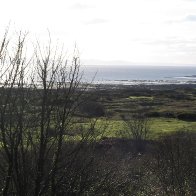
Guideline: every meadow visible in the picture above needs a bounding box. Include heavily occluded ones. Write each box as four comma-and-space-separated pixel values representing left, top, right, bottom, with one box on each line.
77, 84, 196, 139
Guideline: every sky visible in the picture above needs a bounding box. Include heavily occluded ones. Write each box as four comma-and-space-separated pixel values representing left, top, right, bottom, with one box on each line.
0, 0, 196, 65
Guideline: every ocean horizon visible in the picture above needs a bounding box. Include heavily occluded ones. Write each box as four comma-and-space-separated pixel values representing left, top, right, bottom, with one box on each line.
81, 65, 196, 85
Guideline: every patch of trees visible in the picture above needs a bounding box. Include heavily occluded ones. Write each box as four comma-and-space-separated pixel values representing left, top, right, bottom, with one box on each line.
177, 112, 196, 121
148, 111, 176, 118
79, 101, 105, 117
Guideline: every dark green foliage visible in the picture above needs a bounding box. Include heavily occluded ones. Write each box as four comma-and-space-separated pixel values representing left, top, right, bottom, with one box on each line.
79, 101, 105, 117
177, 112, 196, 121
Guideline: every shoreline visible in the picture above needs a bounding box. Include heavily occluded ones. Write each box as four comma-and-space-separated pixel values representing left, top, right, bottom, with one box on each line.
90, 79, 196, 86
86, 80, 196, 90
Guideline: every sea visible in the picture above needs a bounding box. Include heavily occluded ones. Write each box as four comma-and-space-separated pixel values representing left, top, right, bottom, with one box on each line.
81, 65, 196, 85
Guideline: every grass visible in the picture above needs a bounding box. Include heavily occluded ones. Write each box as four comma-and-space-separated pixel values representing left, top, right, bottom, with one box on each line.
128, 96, 154, 100
150, 118, 196, 138
73, 86, 196, 140
89, 118, 196, 139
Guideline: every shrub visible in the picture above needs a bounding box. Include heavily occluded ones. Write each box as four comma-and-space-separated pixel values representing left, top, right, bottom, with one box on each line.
153, 131, 196, 195
177, 112, 196, 121
79, 101, 105, 117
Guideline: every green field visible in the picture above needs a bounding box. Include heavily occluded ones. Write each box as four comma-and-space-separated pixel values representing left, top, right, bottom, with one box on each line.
69, 117, 196, 140
128, 96, 154, 100
99, 118, 196, 139
77, 85, 196, 139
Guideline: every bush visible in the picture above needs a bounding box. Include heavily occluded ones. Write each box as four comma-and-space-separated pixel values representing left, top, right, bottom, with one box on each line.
79, 101, 105, 117
161, 111, 176, 118
147, 112, 161, 118
153, 131, 196, 195
177, 112, 196, 121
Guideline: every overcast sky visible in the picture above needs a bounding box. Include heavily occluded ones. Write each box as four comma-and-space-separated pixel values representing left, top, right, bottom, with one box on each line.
1, 0, 196, 65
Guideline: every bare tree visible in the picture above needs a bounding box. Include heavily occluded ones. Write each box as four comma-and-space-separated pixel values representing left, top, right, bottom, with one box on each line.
0, 29, 132, 196
120, 113, 151, 152
0, 30, 91, 195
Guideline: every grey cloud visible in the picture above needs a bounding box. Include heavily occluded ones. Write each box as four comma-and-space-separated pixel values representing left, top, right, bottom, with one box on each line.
165, 14, 196, 24
164, 19, 181, 24
137, 37, 196, 54
184, 14, 196, 22
135, 37, 196, 47
84, 18, 108, 25
145, 38, 185, 45
71, 3, 93, 10
143, 37, 196, 54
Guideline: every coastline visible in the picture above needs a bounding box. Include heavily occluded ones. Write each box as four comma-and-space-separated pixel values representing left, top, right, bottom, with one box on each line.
92, 79, 196, 85
86, 79, 196, 91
